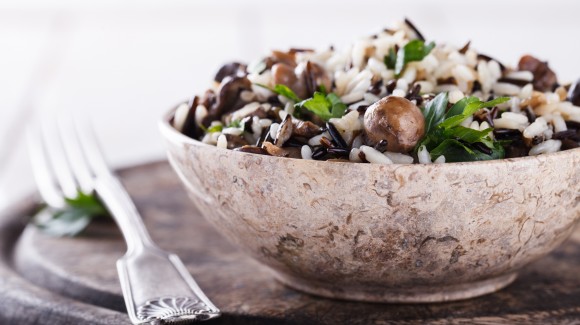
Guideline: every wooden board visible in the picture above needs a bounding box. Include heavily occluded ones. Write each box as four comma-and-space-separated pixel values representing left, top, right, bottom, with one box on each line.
1, 161, 579, 324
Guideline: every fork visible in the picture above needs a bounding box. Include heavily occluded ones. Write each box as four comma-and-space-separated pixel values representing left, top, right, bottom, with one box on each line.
26, 118, 221, 324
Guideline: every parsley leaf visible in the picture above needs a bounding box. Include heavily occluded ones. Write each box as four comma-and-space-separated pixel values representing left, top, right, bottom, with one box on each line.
33, 192, 109, 237
416, 94, 510, 162
207, 124, 223, 133
387, 40, 435, 77
255, 83, 301, 102
422, 92, 448, 134
296, 92, 347, 121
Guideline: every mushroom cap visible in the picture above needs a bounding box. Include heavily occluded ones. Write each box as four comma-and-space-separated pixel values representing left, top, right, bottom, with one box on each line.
363, 96, 425, 153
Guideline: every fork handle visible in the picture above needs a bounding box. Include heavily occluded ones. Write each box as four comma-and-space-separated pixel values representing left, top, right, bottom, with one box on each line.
94, 176, 155, 253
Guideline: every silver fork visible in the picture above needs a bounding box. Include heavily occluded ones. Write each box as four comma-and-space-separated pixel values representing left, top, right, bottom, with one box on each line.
27, 118, 221, 324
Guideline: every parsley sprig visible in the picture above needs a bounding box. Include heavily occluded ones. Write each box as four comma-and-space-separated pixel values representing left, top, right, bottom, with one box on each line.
416, 93, 510, 162
33, 192, 110, 237
385, 40, 435, 77
255, 83, 347, 121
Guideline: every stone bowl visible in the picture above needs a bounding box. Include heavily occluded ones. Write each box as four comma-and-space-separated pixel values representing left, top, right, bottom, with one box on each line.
159, 105, 580, 303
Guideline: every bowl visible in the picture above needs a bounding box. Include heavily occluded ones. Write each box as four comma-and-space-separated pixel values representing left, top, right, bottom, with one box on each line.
159, 104, 580, 303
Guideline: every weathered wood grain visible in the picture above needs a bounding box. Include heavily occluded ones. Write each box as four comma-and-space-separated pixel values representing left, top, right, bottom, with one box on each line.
1, 161, 579, 324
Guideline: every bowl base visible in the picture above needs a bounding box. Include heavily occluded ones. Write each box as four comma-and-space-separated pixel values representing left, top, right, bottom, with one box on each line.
273, 272, 518, 303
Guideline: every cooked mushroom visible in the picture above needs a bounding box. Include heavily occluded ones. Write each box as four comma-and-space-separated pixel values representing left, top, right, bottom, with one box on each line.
262, 141, 297, 157
292, 119, 324, 138
363, 96, 425, 153
301, 61, 332, 96
203, 76, 252, 126
567, 78, 580, 106
271, 50, 297, 67
518, 55, 558, 92
271, 63, 307, 99
225, 134, 250, 149
234, 145, 269, 155
274, 115, 293, 147
214, 62, 247, 83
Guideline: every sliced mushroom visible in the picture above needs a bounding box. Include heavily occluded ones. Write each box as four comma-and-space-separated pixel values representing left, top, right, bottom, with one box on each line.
292, 119, 324, 138
214, 62, 247, 83
271, 63, 307, 99
177, 96, 203, 139
225, 134, 250, 149
271, 50, 297, 67
234, 145, 269, 155
274, 115, 293, 147
203, 76, 252, 126
363, 96, 425, 153
518, 55, 558, 92
260, 141, 301, 158
301, 61, 332, 96
567, 78, 580, 106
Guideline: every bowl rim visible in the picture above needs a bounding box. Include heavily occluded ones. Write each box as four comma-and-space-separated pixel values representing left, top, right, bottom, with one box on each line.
158, 101, 580, 169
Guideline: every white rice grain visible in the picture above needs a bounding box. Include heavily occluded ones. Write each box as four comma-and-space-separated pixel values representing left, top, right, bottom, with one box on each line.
433, 155, 446, 164
519, 84, 534, 99
231, 102, 261, 122
216, 134, 228, 148
349, 148, 362, 162
493, 83, 522, 96
469, 121, 480, 130
222, 127, 243, 136
351, 135, 363, 149
269, 123, 280, 139
505, 71, 534, 81
194, 104, 208, 127
301, 145, 313, 160
523, 117, 548, 139
173, 102, 190, 131
384, 152, 414, 164
493, 112, 529, 130
415, 81, 434, 93
460, 115, 474, 127
308, 132, 330, 146
392, 89, 406, 97
449, 90, 465, 104
360, 145, 393, 165
529, 140, 562, 156
417, 145, 432, 164
552, 114, 567, 132
258, 118, 272, 128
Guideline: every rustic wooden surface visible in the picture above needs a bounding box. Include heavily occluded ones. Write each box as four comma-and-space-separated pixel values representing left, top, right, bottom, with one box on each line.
1, 161, 579, 325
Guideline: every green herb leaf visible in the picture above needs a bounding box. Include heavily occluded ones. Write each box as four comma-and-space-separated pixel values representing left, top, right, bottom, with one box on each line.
207, 124, 223, 133
298, 92, 332, 120
438, 96, 510, 130
445, 96, 479, 119
296, 92, 347, 121
391, 40, 435, 76
255, 83, 301, 102
422, 92, 448, 134
326, 93, 348, 119
416, 95, 510, 162
385, 47, 397, 70
33, 192, 109, 237
227, 120, 241, 128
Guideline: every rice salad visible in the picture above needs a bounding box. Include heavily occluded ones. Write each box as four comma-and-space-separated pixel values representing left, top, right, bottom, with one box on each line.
173, 19, 580, 164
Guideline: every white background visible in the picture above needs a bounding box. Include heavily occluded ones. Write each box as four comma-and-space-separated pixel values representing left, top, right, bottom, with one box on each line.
1, 0, 579, 210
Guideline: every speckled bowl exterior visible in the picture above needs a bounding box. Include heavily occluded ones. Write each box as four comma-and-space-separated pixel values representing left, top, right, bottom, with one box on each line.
160, 106, 580, 303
